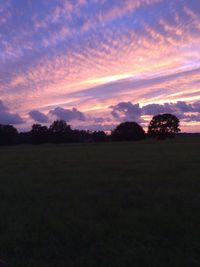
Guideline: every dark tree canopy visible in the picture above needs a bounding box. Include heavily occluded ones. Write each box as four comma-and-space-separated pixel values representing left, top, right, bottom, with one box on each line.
49, 120, 71, 133
92, 131, 107, 142
49, 120, 72, 143
111, 121, 146, 141
0, 124, 18, 145
148, 113, 180, 139
30, 124, 49, 144
0, 115, 182, 146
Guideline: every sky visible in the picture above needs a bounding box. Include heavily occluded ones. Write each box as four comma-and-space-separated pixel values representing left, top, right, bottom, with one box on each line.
0, 0, 200, 132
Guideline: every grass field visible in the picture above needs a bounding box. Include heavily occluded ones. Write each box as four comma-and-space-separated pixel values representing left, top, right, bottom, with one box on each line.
0, 138, 200, 267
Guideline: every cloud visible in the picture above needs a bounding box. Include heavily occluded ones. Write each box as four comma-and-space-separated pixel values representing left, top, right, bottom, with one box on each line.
0, 100, 8, 111
0, 100, 23, 125
29, 110, 49, 123
142, 101, 200, 115
110, 102, 142, 122
76, 123, 116, 132
110, 100, 200, 123
142, 103, 173, 115
49, 107, 86, 122
93, 117, 105, 123
192, 101, 200, 112
184, 114, 200, 122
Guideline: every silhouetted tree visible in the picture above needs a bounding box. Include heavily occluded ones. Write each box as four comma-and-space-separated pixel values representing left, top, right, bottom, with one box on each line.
111, 121, 146, 141
0, 124, 18, 145
49, 120, 72, 143
148, 113, 180, 139
71, 129, 92, 143
30, 124, 49, 144
92, 131, 107, 142
18, 132, 31, 144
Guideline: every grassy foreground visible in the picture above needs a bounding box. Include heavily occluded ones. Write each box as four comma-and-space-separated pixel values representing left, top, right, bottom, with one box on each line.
0, 138, 200, 267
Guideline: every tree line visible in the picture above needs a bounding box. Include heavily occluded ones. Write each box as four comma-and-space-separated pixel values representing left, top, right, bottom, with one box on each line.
0, 113, 180, 146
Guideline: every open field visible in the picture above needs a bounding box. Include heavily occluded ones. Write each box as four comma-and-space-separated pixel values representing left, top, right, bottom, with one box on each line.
0, 138, 200, 267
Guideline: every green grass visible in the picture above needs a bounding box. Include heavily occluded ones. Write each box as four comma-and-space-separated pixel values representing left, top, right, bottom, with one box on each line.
0, 138, 200, 267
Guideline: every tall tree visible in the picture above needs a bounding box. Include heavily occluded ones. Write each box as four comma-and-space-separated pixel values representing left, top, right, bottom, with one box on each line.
49, 120, 72, 143
148, 113, 180, 139
92, 131, 107, 142
0, 124, 18, 145
30, 124, 49, 144
111, 121, 146, 141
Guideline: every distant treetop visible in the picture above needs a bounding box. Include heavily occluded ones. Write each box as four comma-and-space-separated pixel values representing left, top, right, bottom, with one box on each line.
111, 121, 146, 141
148, 113, 180, 139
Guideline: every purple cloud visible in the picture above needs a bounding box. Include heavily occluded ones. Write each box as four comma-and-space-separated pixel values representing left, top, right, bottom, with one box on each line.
142, 101, 200, 115
110, 100, 200, 123
49, 107, 86, 122
142, 103, 173, 115
0, 100, 8, 111
77, 123, 116, 132
0, 100, 23, 125
93, 117, 105, 123
184, 114, 200, 122
110, 102, 142, 122
29, 110, 49, 123
192, 101, 200, 112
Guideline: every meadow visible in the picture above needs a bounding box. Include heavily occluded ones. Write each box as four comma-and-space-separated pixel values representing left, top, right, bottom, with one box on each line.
0, 138, 200, 267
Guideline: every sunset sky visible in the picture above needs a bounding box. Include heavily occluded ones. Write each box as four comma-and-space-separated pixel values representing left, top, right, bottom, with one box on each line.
0, 0, 200, 132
